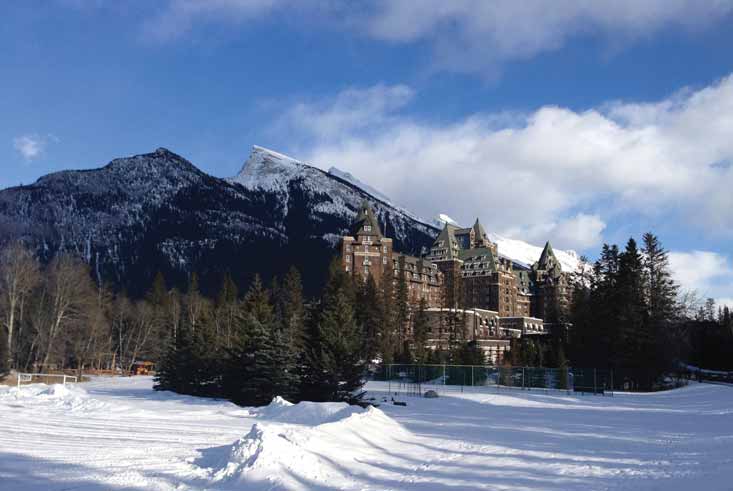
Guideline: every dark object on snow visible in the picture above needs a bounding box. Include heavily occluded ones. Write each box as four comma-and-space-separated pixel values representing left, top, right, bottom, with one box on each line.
393, 401, 407, 406
424, 390, 439, 398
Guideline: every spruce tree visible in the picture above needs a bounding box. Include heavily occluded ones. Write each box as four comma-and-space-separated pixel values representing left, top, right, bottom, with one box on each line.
395, 269, 409, 356
616, 238, 647, 371
379, 272, 397, 364
642, 233, 679, 323
642, 233, 680, 384
301, 259, 365, 402
275, 267, 306, 354
355, 274, 380, 362
412, 297, 430, 363
222, 274, 300, 406
215, 272, 239, 350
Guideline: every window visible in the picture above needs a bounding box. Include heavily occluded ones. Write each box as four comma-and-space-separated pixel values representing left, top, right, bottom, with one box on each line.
383, 245, 388, 253
383, 256, 388, 264
364, 244, 369, 252
345, 255, 351, 261
364, 225, 372, 232
345, 265, 350, 272
346, 245, 352, 252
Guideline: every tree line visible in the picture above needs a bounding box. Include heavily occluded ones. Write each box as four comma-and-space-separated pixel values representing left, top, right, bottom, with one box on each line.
565, 233, 733, 389
2, 233, 731, 396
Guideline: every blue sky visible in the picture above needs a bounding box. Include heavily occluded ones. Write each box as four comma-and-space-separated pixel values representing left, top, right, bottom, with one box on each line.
2, 1, 733, 306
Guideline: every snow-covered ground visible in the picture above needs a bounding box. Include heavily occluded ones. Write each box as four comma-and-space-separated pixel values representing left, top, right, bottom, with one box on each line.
1, 377, 732, 490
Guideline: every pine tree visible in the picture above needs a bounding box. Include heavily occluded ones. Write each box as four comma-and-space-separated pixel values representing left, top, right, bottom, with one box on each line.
228, 311, 299, 406
379, 272, 397, 363
455, 340, 485, 366
355, 274, 380, 362
154, 317, 196, 394
301, 259, 365, 402
395, 269, 409, 356
642, 233, 679, 323
412, 298, 430, 363
616, 238, 647, 371
276, 267, 306, 353
642, 233, 681, 385
215, 272, 239, 350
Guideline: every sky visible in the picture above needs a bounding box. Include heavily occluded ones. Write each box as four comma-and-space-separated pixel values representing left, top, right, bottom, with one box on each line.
2, 0, 733, 308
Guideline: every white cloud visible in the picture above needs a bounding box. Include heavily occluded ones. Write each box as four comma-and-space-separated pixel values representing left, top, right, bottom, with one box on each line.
669, 251, 733, 308
282, 75, 733, 251
142, 0, 302, 41
13, 135, 49, 161
276, 84, 414, 141
364, 0, 733, 75
140, 0, 733, 73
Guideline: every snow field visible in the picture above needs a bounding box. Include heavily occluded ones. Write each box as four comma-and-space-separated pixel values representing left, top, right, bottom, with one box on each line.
1, 377, 732, 490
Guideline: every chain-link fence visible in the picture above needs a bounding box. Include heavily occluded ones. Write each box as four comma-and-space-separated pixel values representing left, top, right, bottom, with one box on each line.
377, 364, 614, 396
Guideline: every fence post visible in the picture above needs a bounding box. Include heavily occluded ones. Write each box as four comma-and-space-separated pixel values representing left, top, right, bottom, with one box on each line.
522, 367, 525, 390
17, 373, 21, 389
63, 375, 67, 386
471, 366, 475, 387
388, 364, 391, 395
443, 364, 446, 386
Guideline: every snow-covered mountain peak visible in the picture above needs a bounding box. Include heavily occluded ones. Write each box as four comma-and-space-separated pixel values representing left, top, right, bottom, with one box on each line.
231, 146, 311, 192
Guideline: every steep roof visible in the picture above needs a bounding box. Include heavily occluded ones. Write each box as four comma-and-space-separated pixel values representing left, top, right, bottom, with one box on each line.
432, 223, 460, 260
351, 201, 383, 238
536, 241, 560, 271
472, 218, 487, 241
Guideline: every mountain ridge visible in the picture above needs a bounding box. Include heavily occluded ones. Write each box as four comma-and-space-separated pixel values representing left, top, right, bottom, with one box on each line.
0, 145, 579, 295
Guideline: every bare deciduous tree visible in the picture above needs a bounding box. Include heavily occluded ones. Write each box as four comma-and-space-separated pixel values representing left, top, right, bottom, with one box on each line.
0, 242, 40, 369
40, 255, 96, 369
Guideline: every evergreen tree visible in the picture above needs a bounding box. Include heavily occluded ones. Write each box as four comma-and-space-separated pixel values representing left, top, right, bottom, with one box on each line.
301, 259, 365, 402
642, 233, 680, 385
616, 238, 647, 370
454, 340, 485, 366
378, 272, 397, 363
227, 311, 299, 406
395, 269, 409, 356
215, 272, 239, 350
642, 233, 679, 323
154, 317, 196, 394
355, 274, 380, 362
221, 275, 301, 405
242, 274, 272, 325
276, 267, 306, 353
412, 298, 430, 363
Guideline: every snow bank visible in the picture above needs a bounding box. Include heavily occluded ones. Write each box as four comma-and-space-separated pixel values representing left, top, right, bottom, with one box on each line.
203, 399, 407, 489
257, 396, 365, 425
0, 383, 107, 412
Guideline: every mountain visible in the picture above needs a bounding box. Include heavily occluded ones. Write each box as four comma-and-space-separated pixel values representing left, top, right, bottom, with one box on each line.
0, 145, 580, 296
0, 146, 438, 296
